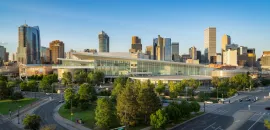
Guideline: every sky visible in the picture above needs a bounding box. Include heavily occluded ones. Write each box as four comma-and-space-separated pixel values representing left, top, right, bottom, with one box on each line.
0, 0, 270, 58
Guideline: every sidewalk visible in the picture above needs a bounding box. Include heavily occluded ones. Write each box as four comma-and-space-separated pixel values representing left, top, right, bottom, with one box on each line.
10, 98, 51, 129
53, 103, 91, 130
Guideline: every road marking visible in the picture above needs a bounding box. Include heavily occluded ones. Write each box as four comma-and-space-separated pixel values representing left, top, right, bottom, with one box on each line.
215, 126, 221, 130
204, 122, 216, 130
248, 113, 266, 130
234, 120, 240, 123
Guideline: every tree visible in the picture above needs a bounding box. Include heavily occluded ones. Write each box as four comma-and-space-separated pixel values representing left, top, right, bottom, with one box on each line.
190, 101, 200, 113
95, 98, 113, 129
265, 119, 270, 130
23, 114, 41, 130
187, 79, 200, 97
74, 70, 87, 84
150, 109, 167, 129
27, 80, 38, 92
39, 74, 58, 92
20, 81, 28, 91
11, 92, 24, 100
137, 82, 161, 124
178, 100, 191, 117
155, 80, 165, 95
165, 102, 181, 122
0, 80, 8, 99
88, 71, 105, 85
116, 85, 139, 127
78, 83, 97, 110
62, 72, 72, 86
111, 76, 127, 99
64, 87, 78, 109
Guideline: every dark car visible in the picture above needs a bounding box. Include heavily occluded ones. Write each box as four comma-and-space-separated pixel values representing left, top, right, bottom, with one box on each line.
265, 107, 270, 110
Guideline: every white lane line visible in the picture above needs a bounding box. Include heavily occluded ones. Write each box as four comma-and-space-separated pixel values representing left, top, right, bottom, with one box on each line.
248, 113, 266, 130
203, 122, 216, 130
215, 126, 221, 130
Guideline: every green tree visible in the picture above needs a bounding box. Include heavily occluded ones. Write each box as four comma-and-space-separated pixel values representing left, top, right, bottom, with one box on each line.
155, 80, 165, 95
178, 100, 191, 117
187, 79, 200, 97
150, 109, 167, 129
88, 71, 105, 85
265, 119, 270, 130
165, 102, 181, 122
27, 80, 38, 92
111, 76, 127, 99
137, 82, 161, 124
0, 80, 9, 99
95, 98, 114, 129
23, 114, 41, 130
190, 101, 200, 113
63, 87, 79, 109
62, 72, 72, 86
78, 83, 96, 110
116, 85, 139, 127
20, 81, 29, 91
74, 70, 87, 84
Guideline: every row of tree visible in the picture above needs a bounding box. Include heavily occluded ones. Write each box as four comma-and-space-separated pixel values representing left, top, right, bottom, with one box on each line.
0, 75, 21, 100
150, 101, 200, 128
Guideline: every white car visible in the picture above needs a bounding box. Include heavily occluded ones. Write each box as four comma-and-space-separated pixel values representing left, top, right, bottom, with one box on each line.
46, 93, 50, 95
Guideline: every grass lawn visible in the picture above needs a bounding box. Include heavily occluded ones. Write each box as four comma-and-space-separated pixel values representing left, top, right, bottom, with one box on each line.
0, 98, 38, 115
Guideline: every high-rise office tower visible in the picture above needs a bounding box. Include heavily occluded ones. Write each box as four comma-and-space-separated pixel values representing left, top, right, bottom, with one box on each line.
223, 49, 238, 66
204, 27, 216, 63
221, 34, 231, 52
172, 42, 180, 62
197, 50, 201, 63
164, 38, 172, 61
247, 48, 256, 67
40, 46, 51, 64
129, 36, 142, 53
49, 40, 64, 64
153, 38, 158, 60
5, 52, 9, 62
17, 24, 41, 64
12, 53, 16, 61
189, 46, 197, 60
145, 46, 153, 59
99, 31, 109, 52
156, 35, 164, 61
0, 46, 6, 64
261, 51, 270, 70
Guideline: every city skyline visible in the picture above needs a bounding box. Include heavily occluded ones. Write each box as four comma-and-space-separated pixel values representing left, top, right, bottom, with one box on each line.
0, 0, 270, 57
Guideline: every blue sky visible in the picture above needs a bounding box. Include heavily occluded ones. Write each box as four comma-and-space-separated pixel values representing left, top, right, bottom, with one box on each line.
0, 0, 269, 57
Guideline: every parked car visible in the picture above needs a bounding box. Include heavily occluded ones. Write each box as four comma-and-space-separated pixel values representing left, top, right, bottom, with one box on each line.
58, 100, 64, 103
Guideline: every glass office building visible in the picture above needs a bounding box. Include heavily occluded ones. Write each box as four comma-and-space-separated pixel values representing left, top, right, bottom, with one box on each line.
17, 24, 41, 64
53, 52, 210, 79
164, 38, 172, 61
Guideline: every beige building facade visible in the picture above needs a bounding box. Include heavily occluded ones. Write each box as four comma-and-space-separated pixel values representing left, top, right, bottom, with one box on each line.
223, 49, 238, 66
204, 27, 216, 63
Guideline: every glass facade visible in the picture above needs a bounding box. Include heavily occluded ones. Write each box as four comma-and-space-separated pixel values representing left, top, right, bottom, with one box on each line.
164, 38, 171, 61
17, 24, 41, 64
56, 54, 210, 77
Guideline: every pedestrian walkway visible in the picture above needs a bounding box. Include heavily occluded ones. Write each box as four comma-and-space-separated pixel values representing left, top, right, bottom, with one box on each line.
53, 103, 91, 130
199, 103, 225, 113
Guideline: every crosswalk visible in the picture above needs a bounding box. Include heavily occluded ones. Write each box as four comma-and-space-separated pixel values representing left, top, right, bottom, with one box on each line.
200, 103, 225, 113
248, 112, 270, 122
210, 109, 229, 115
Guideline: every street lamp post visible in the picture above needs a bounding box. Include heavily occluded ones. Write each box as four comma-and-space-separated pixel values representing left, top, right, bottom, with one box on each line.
204, 91, 205, 112
70, 99, 73, 121
17, 106, 21, 124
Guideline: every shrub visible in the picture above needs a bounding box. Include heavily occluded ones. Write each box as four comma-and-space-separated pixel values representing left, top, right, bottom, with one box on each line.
11, 92, 24, 100
190, 101, 200, 113
150, 109, 167, 129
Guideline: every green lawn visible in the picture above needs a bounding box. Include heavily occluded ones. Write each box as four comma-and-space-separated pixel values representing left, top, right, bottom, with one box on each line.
58, 105, 147, 130
0, 98, 38, 115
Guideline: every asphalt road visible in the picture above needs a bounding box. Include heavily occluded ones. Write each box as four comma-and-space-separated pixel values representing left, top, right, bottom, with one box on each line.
0, 118, 20, 130
33, 95, 67, 130
171, 90, 270, 130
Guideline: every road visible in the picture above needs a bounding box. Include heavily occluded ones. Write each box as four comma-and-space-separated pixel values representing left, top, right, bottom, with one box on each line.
0, 118, 20, 130
171, 90, 270, 130
33, 95, 67, 130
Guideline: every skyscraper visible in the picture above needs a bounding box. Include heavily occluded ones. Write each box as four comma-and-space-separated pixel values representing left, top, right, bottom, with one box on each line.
156, 35, 164, 61
145, 46, 153, 59
129, 36, 142, 53
0, 46, 6, 64
99, 31, 109, 52
164, 38, 172, 61
153, 38, 158, 60
17, 24, 41, 64
204, 27, 216, 63
197, 50, 201, 63
40, 46, 51, 64
189, 46, 197, 60
49, 40, 64, 64
172, 42, 180, 62
221, 34, 231, 52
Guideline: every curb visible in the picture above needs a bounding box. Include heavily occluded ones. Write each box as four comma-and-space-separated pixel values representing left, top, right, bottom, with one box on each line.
53, 103, 91, 130
168, 112, 209, 130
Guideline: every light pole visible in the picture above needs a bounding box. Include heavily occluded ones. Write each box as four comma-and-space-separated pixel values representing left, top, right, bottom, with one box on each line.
204, 91, 205, 112
17, 106, 21, 124
186, 87, 188, 101
70, 99, 73, 121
